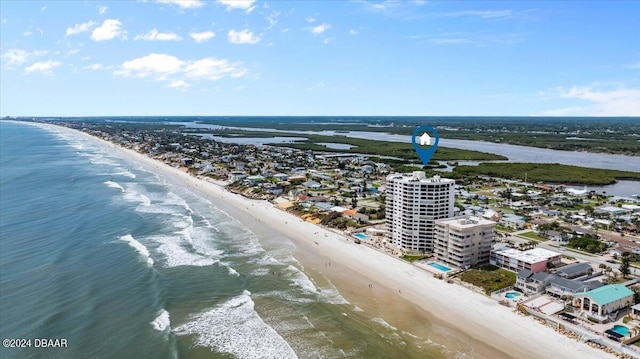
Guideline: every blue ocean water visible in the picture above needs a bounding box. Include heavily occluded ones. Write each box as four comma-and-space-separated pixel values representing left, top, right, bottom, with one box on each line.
0, 122, 452, 359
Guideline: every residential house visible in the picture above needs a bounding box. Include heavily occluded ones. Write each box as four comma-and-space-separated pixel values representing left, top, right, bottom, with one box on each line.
573, 284, 634, 322
500, 214, 526, 230
516, 270, 602, 297
551, 262, 593, 279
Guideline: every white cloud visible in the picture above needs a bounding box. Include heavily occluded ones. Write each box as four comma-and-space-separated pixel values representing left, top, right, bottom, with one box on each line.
168, 79, 191, 91
23, 30, 32, 37
358, 0, 402, 12
539, 86, 640, 116
98, 6, 108, 14
349, 29, 358, 35
135, 29, 182, 41
116, 53, 184, 79
444, 10, 514, 19
189, 31, 215, 43
309, 23, 331, 35
156, 0, 205, 9
1, 49, 47, 67
431, 37, 472, 45
115, 53, 248, 90
185, 58, 247, 79
83, 64, 111, 71
306, 17, 316, 23
41, 6, 46, 11
24, 60, 62, 75
66, 21, 96, 36
91, 19, 126, 41
308, 81, 326, 90
227, 29, 261, 44
217, 0, 255, 12
265, 10, 280, 30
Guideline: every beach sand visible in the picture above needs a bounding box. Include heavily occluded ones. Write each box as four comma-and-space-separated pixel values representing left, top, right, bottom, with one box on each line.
54, 123, 615, 359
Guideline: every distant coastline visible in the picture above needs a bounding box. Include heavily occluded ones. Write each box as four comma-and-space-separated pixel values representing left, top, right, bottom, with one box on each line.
26, 120, 617, 359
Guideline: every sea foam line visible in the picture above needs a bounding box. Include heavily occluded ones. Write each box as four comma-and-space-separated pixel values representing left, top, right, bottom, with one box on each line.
104, 180, 125, 192
120, 234, 154, 266
173, 291, 297, 359
151, 309, 171, 332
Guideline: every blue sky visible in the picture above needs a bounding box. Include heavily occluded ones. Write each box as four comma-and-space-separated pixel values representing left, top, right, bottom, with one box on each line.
1, 0, 639, 116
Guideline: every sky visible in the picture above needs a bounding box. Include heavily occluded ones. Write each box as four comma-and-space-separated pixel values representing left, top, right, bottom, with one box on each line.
0, 0, 639, 117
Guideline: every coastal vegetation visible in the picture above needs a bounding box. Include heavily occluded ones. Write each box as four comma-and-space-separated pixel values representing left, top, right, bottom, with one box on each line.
186, 116, 640, 156
458, 265, 516, 294
400, 255, 429, 262
444, 162, 640, 185
205, 128, 507, 161
565, 234, 608, 254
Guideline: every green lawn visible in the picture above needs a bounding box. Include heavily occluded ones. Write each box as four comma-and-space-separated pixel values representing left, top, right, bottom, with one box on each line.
519, 231, 547, 242
458, 265, 516, 295
401, 255, 429, 262
495, 225, 515, 233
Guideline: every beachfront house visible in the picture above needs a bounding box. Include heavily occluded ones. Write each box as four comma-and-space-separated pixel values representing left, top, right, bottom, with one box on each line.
573, 284, 634, 323
490, 247, 561, 273
515, 270, 602, 297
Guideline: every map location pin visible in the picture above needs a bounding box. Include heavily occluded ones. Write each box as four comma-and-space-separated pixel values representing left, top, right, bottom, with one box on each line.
411, 125, 440, 166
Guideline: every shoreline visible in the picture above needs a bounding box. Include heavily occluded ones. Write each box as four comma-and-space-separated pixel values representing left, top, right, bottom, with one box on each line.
38, 122, 616, 359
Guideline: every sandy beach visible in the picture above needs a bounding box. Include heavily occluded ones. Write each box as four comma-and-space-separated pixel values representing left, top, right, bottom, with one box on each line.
51, 123, 615, 359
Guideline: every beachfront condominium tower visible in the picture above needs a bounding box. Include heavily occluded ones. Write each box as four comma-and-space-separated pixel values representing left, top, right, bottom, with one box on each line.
385, 171, 455, 253
434, 216, 496, 269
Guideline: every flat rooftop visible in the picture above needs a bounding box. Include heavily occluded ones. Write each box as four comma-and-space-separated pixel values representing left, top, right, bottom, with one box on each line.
492, 247, 560, 264
436, 216, 495, 229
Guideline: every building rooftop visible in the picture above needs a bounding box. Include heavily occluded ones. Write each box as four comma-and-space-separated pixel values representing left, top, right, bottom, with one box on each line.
575, 284, 634, 305
493, 247, 560, 264
436, 216, 495, 229
552, 262, 593, 278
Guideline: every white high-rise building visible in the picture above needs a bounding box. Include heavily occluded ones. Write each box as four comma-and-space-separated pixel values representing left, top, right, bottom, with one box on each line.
434, 216, 495, 269
385, 171, 455, 253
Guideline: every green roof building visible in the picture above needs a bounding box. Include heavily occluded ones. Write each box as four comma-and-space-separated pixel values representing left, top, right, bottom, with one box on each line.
573, 284, 634, 322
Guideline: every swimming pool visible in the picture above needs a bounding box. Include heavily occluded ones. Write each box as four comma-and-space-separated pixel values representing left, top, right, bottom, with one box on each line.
353, 233, 370, 240
611, 325, 630, 336
428, 262, 452, 272
505, 292, 522, 299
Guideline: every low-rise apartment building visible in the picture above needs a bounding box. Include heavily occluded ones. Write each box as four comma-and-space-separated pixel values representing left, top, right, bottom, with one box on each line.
490, 247, 561, 273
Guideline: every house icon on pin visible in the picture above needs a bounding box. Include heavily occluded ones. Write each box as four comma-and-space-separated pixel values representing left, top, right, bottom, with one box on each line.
419, 133, 432, 146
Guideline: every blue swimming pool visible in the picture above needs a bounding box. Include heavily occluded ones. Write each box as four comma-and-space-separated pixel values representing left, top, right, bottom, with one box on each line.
428, 262, 452, 272
505, 292, 522, 299
353, 233, 370, 240
611, 325, 630, 336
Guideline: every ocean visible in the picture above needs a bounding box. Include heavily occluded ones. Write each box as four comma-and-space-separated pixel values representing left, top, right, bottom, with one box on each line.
0, 121, 455, 359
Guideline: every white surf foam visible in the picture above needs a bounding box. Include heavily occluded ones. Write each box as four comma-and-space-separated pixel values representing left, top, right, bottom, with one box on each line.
104, 181, 125, 192
286, 266, 319, 293
227, 266, 240, 277
120, 234, 153, 266
173, 291, 297, 359
152, 235, 217, 268
122, 187, 152, 207
115, 169, 136, 179
165, 192, 194, 213
372, 317, 398, 332
151, 309, 171, 332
